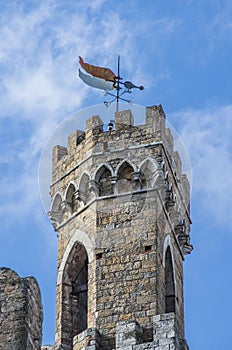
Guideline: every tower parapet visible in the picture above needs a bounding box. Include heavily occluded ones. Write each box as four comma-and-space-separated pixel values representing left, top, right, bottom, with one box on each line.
0, 267, 43, 350
49, 105, 192, 350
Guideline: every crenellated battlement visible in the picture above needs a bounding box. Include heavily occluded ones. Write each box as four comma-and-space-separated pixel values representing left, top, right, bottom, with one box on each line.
50, 106, 191, 241
52, 105, 168, 169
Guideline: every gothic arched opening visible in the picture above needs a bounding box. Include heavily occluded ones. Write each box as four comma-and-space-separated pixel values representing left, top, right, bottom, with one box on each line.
65, 183, 76, 214
62, 242, 88, 345
117, 161, 135, 193
96, 165, 113, 197
79, 173, 91, 204
165, 246, 175, 313
140, 159, 156, 188
50, 193, 62, 227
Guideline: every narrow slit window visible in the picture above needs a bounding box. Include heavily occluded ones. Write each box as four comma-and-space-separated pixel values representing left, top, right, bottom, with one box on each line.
165, 247, 175, 313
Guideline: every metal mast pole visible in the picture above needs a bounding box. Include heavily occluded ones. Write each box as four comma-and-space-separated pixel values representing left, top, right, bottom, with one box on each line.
116, 55, 120, 113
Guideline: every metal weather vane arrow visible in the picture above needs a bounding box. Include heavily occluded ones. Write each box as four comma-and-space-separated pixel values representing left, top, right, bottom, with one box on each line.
78, 55, 144, 112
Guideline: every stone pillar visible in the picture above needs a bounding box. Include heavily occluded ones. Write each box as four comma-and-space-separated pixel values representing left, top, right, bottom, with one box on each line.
132, 171, 142, 190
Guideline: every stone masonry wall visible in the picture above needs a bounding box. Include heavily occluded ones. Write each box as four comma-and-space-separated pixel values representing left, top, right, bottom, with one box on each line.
0, 267, 43, 350
115, 313, 189, 350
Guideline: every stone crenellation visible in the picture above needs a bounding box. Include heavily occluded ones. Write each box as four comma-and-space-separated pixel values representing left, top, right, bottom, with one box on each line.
0, 267, 43, 350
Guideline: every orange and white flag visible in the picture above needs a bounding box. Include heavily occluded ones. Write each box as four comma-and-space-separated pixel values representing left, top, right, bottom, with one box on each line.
78, 69, 114, 90
79, 56, 115, 82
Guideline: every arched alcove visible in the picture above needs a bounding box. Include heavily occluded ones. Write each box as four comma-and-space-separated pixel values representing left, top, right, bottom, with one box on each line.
65, 183, 76, 213
51, 193, 62, 212
95, 165, 113, 197
79, 173, 91, 204
140, 158, 157, 188
50, 193, 63, 227
62, 242, 88, 346
116, 161, 135, 193
165, 246, 176, 313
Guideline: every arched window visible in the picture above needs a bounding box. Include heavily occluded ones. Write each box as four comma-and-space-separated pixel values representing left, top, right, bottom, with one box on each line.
165, 246, 175, 313
50, 193, 62, 226
79, 173, 91, 204
52, 193, 62, 213
140, 159, 156, 188
65, 183, 76, 213
117, 161, 135, 193
95, 165, 113, 197
62, 242, 88, 346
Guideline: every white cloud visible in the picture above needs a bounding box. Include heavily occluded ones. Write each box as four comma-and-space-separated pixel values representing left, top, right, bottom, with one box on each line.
0, 1, 147, 223
0, 2, 150, 122
170, 105, 232, 226
3, 1, 228, 231
1, 1, 184, 127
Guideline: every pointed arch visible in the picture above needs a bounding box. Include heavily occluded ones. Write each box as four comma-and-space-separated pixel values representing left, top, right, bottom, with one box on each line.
51, 192, 62, 213
56, 230, 94, 348
95, 164, 113, 197
57, 230, 94, 284
164, 246, 176, 313
61, 241, 88, 346
116, 160, 136, 193
94, 163, 114, 181
65, 183, 76, 214
50, 193, 63, 227
65, 182, 76, 201
79, 172, 91, 204
140, 158, 158, 188
115, 159, 136, 176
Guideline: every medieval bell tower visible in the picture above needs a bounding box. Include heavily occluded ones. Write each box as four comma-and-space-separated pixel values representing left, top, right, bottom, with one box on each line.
49, 105, 193, 350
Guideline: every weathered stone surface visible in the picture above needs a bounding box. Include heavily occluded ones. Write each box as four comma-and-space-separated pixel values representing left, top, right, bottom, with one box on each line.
115, 109, 134, 130
49, 105, 192, 350
0, 267, 43, 350
115, 313, 189, 350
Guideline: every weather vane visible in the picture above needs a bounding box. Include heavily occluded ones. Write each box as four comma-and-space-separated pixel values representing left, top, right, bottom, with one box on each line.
78, 55, 144, 112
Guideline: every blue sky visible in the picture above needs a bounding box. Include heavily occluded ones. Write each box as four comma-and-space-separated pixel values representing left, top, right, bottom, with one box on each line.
0, 1, 232, 348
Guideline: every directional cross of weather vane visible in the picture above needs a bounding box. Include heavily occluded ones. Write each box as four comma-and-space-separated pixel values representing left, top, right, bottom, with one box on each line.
78, 56, 144, 112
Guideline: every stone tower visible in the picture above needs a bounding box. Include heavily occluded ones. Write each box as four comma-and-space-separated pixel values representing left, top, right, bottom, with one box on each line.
49, 105, 193, 350
0, 267, 43, 350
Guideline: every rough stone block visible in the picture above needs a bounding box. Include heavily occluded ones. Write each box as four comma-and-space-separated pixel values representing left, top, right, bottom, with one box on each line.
67, 130, 85, 151
145, 105, 165, 134
115, 109, 134, 130
116, 320, 143, 349
53, 145, 67, 162
86, 115, 103, 130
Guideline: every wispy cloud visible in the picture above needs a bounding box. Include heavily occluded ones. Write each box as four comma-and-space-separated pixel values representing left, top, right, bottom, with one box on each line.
0, 1, 152, 223
170, 105, 232, 226
2, 0, 230, 231
207, 2, 232, 37
179, 1, 232, 65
